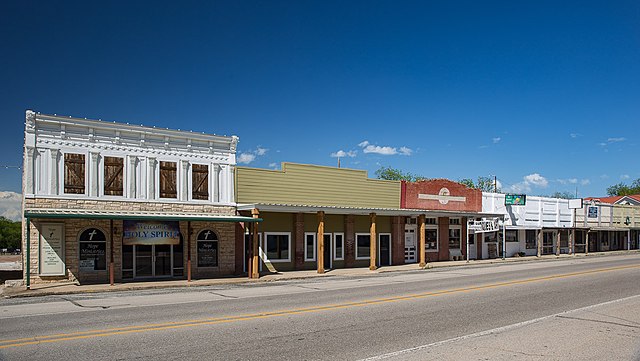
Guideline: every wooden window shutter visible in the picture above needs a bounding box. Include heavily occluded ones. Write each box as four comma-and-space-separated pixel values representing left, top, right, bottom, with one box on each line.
103, 157, 124, 196
64, 153, 86, 194
160, 161, 177, 198
192, 164, 209, 200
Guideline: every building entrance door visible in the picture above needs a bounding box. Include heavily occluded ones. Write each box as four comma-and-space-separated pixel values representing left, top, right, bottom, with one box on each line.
467, 232, 477, 260
323, 234, 332, 270
542, 231, 555, 255
379, 234, 391, 267
134, 245, 172, 278
404, 230, 416, 263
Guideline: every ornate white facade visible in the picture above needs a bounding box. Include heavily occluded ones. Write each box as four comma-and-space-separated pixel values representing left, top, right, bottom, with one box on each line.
23, 110, 238, 205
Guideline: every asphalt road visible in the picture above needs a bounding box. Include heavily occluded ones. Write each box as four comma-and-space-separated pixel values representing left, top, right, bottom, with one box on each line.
1, 255, 640, 360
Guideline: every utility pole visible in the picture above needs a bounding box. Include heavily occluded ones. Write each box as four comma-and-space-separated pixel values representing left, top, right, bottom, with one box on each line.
494, 175, 497, 193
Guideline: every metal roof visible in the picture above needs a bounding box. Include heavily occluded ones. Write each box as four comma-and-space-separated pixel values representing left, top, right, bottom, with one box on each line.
24, 208, 262, 222
237, 203, 504, 218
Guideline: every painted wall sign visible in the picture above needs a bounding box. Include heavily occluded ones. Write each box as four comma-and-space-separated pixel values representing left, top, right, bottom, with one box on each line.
468, 218, 500, 233
123, 220, 181, 245
505, 194, 526, 206
39, 223, 65, 276
418, 188, 466, 205
587, 206, 598, 219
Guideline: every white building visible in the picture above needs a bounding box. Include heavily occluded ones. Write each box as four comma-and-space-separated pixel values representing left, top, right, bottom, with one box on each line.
22, 110, 258, 286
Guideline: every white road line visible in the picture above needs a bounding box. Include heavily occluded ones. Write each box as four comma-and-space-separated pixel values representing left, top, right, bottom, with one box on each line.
358, 294, 640, 361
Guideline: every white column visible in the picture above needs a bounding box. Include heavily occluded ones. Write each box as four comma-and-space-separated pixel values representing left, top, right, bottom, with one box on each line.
24, 147, 35, 195
128, 156, 137, 198
147, 157, 156, 200
90, 152, 99, 197
181, 160, 189, 201
138, 156, 146, 199
228, 165, 235, 204
37, 149, 48, 194
49, 150, 60, 195
213, 164, 220, 203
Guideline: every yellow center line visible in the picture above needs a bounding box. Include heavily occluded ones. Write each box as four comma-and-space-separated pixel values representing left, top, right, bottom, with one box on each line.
1, 263, 638, 349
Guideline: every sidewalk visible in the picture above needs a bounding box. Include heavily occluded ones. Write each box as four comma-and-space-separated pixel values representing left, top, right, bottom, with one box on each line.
2, 251, 637, 299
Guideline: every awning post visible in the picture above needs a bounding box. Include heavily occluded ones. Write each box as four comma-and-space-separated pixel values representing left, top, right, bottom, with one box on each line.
109, 219, 114, 286
466, 218, 470, 263
26, 217, 30, 290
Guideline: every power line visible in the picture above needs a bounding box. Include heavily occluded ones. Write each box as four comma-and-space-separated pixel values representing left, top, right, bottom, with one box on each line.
0, 165, 21, 170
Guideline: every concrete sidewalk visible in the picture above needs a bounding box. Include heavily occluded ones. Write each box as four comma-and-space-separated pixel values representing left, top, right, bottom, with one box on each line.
2, 251, 637, 299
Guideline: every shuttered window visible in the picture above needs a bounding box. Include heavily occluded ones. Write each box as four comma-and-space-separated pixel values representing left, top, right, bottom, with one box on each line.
192, 164, 209, 200
64, 153, 85, 194
103, 157, 124, 196
160, 161, 177, 198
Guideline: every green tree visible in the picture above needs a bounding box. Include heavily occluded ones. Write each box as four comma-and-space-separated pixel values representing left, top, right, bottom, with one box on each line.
0, 217, 21, 250
607, 179, 640, 196
375, 166, 427, 182
459, 176, 499, 192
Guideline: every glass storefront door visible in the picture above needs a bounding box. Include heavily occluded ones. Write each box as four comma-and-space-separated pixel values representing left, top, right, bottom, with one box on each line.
129, 245, 175, 278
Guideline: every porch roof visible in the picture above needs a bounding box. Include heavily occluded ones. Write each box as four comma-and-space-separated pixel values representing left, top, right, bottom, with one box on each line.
24, 208, 262, 222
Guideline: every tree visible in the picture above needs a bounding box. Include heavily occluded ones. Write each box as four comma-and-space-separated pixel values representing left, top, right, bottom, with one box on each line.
549, 191, 575, 199
375, 166, 427, 182
607, 178, 640, 196
459, 176, 500, 192
0, 217, 21, 250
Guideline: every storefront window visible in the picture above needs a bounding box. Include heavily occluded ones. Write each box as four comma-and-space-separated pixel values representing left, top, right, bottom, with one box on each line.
506, 230, 518, 242
265, 233, 290, 261
334, 233, 344, 260
79, 228, 106, 271
426, 228, 438, 250
305, 233, 316, 261
526, 230, 537, 249
356, 233, 370, 259
448, 228, 461, 249
197, 230, 218, 267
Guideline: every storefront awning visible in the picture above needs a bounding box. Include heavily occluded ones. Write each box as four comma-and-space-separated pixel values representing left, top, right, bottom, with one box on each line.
24, 209, 262, 222
237, 203, 503, 219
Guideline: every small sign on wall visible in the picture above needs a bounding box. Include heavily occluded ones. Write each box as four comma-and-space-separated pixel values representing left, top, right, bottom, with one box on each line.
39, 223, 66, 276
505, 194, 526, 206
123, 220, 181, 245
588, 206, 598, 218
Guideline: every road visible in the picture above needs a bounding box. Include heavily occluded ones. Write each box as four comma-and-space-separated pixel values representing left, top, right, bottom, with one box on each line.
1, 255, 640, 360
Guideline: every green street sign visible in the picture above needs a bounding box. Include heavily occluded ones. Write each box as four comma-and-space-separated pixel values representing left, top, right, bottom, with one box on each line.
505, 194, 526, 206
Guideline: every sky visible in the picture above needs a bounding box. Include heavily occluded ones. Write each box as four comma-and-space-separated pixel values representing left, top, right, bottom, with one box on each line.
1, 1, 639, 220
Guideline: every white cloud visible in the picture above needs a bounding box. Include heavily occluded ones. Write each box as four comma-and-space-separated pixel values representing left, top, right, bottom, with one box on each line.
492, 137, 501, 144
399, 147, 413, 156
0, 191, 21, 221
523, 173, 548, 187
570, 133, 581, 138
621, 174, 631, 180
608, 137, 626, 143
358, 140, 412, 156
237, 146, 269, 164
330, 150, 357, 158
557, 178, 578, 185
237, 153, 256, 164
504, 173, 549, 193
268, 163, 277, 169
580, 179, 590, 185
600, 174, 609, 179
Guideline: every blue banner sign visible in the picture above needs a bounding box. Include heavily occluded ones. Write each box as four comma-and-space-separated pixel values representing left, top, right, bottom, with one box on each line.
123, 220, 181, 245
587, 206, 598, 219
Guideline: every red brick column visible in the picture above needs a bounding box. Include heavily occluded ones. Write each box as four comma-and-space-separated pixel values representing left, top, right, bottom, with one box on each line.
294, 213, 304, 270
345, 215, 355, 267
391, 216, 405, 265
438, 217, 449, 261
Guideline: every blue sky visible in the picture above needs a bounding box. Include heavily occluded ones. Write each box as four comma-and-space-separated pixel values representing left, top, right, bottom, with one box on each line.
1, 1, 639, 218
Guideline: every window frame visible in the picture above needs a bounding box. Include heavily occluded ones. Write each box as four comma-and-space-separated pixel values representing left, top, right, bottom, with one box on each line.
304, 232, 316, 261
505, 230, 519, 243
103, 156, 124, 197
64, 152, 87, 195
263, 232, 292, 263
196, 229, 219, 268
159, 160, 178, 199
191, 163, 210, 201
425, 224, 439, 251
525, 230, 537, 249
448, 225, 462, 249
78, 227, 107, 272
333, 232, 344, 260
355, 233, 371, 260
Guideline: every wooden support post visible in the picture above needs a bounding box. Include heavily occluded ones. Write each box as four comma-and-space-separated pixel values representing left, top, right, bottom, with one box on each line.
317, 211, 325, 274
570, 229, 575, 255
187, 221, 192, 282
536, 229, 542, 257
556, 231, 561, 257
419, 214, 426, 268
369, 213, 377, 271
586, 231, 590, 255
251, 208, 260, 279
110, 219, 115, 286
